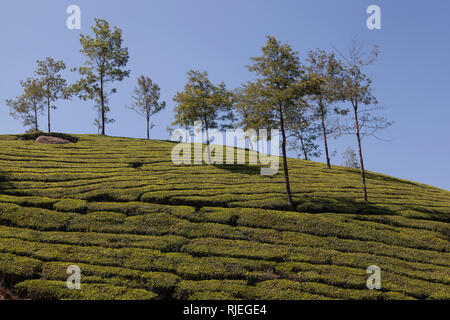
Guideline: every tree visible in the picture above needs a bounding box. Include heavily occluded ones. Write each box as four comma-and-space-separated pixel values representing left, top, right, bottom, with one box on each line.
6, 78, 45, 132
337, 41, 393, 201
35, 57, 69, 133
341, 147, 359, 168
237, 36, 310, 210
305, 49, 345, 168
71, 18, 130, 135
234, 84, 276, 154
173, 70, 234, 162
128, 76, 166, 139
93, 95, 115, 134
287, 109, 321, 161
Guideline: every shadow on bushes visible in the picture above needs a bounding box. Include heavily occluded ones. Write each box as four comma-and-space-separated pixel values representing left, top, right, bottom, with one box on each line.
295, 195, 395, 215
213, 164, 263, 176
0, 171, 12, 194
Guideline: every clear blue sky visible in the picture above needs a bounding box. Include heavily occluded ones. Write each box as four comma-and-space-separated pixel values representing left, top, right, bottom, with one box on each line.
1, 0, 449, 191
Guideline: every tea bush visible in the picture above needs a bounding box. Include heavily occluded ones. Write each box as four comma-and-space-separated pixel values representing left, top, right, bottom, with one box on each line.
0, 134, 448, 300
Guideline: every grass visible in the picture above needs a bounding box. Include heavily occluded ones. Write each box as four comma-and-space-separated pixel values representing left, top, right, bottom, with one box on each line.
0, 134, 448, 300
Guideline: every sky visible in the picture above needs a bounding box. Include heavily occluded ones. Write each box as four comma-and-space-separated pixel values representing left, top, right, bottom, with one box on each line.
1, 0, 449, 191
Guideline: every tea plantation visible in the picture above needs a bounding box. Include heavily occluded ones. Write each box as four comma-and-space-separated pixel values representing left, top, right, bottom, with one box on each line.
0, 134, 448, 300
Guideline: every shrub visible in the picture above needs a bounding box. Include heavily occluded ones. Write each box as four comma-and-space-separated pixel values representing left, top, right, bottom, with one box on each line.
249, 280, 328, 300
0, 195, 56, 209
0, 253, 42, 286
174, 280, 248, 299
15, 279, 156, 300
0, 202, 73, 231
41, 261, 180, 295
54, 199, 88, 213
0, 134, 449, 300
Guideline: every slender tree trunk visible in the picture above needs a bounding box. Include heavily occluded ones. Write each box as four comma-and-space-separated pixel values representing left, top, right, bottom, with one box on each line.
146, 112, 150, 140
299, 133, 308, 161
204, 116, 212, 164
319, 101, 331, 168
34, 105, 38, 131
47, 95, 51, 133
353, 100, 368, 202
279, 104, 295, 210
100, 77, 105, 136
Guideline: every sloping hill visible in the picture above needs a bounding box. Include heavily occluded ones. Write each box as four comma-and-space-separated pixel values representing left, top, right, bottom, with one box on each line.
0, 134, 448, 300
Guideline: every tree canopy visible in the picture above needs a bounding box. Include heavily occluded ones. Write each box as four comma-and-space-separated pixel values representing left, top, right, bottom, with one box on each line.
6, 78, 45, 132
71, 18, 130, 135
35, 57, 69, 133
237, 36, 312, 210
129, 75, 166, 139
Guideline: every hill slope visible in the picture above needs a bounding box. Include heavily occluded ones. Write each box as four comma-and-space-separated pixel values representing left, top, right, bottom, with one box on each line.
0, 134, 448, 300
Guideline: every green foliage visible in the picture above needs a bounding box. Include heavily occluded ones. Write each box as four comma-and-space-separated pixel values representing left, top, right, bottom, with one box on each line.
54, 199, 88, 212
174, 280, 248, 299
6, 78, 45, 131
35, 57, 69, 133
41, 262, 180, 294
0, 253, 42, 286
236, 36, 314, 210
0, 195, 56, 208
336, 42, 393, 201
129, 75, 166, 139
0, 202, 73, 230
173, 70, 234, 141
70, 19, 130, 135
0, 134, 448, 300
15, 279, 156, 300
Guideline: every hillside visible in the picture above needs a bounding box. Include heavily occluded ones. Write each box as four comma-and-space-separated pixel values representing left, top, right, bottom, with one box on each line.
0, 134, 449, 300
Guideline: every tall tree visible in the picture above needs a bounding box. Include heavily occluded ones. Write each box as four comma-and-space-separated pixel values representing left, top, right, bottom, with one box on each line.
93, 95, 114, 134
128, 76, 166, 139
35, 57, 69, 133
237, 36, 310, 210
234, 84, 276, 154
337, 42, 393, 201
71, 18, 130, 135
173, 70, 234, 162
305, 49, 345, 168
286, 109, 321, 161
6, 78, 45, 132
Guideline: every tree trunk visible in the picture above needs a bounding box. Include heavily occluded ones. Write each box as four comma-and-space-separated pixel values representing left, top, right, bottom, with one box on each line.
299, 133, 308, 161
353, 100, 368, 202
204, 116, 212, 164
279, 104, 295, 210
146, 114, 150, 140
34, 105, 38, 131
47, 95, 51, 133
100, 77, 105, 136
319, 102, 331, 168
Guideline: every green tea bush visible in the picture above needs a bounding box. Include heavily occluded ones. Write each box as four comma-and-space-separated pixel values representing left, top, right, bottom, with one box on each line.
0, 134, 449, 300
15, 280, 156, 300
174, 280, 248, 299
0, 195, 56, 209
42, 261, 180, 294
0, 253, 42, 286
54, 199, 88, 213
